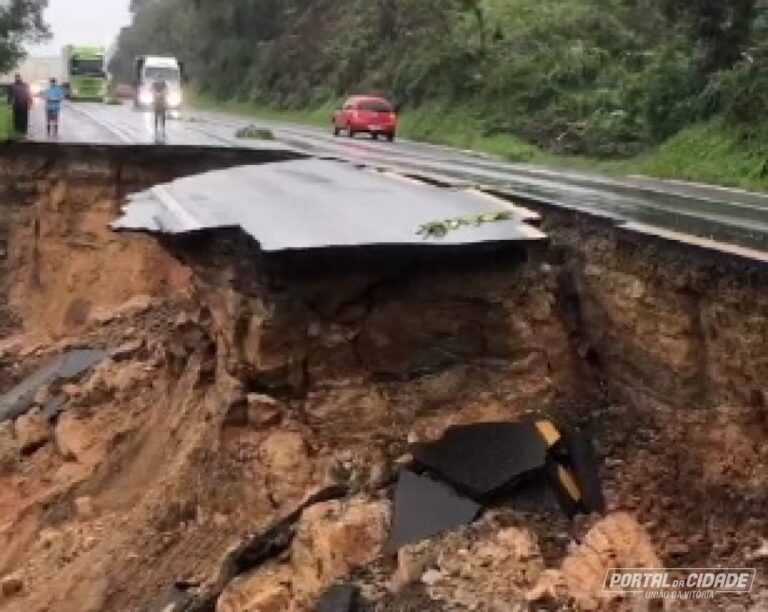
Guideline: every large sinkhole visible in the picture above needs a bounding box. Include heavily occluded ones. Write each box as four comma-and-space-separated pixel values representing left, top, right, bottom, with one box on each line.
0, 142, 765, 611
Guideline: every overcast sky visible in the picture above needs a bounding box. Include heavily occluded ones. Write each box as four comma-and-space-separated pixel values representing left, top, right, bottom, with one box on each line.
29, 0, 131, 55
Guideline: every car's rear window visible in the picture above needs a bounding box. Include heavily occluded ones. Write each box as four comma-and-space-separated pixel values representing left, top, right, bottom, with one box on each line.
357, 100, 392, 112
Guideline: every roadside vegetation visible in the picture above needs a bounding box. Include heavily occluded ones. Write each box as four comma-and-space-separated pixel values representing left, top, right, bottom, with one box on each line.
0, 1, 48, 75
0, 0, 48, 141
0, 104, 12, 140
114, 0, 768, 190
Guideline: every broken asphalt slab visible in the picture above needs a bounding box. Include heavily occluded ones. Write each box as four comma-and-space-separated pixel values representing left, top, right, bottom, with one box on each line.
315, 583, 360, 612
411, 420, 557, 501
387, 470, 481, 552
0, 349, 108, 422
410, 419, 605, 518
112, 158, 545, 252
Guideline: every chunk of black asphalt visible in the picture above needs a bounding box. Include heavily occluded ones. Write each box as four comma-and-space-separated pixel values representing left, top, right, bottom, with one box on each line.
561, 429, 606, 514
386, 470, 481, 553
500, 476, 561, 513
0, 349, 108, 422
41, 395, 67, 421
315, 583, 359, 612
411, 421, 551, 500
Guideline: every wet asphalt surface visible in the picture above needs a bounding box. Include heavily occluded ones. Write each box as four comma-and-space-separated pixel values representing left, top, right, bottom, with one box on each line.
27, 100, 768, 257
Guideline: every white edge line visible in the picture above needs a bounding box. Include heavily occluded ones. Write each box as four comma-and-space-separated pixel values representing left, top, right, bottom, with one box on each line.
65, 103, 133, 144
621, 222, 768, 263
464, 187, 541, 222
629, 174, 768, 198
150, 185, 203, 233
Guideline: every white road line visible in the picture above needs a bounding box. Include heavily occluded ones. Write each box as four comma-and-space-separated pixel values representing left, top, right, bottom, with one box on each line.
150, 184, 203, 232
65, 103, 135, 144
464, 187, 541, 223
621, 222, 768, 263
379, 169, 428, 186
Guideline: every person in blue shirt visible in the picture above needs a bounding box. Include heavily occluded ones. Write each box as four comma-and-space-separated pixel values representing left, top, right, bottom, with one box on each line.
44, 78, 65, 137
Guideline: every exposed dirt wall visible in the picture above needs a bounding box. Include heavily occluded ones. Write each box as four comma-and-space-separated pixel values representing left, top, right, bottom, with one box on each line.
175, 234, 584, 422
0, 144, 302, 340
536, 206, 768, 412
0, 147, 765, 611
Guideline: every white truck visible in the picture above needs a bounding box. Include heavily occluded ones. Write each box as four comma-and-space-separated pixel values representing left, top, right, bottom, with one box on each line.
133, 56, 184, 112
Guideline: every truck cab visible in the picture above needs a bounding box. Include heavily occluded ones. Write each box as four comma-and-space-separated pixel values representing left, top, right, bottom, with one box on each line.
134, 56, 184, 111
62, 46, 108, 100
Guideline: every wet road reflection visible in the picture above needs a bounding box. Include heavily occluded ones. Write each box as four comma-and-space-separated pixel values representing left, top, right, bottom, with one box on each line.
35, 101, 768, 256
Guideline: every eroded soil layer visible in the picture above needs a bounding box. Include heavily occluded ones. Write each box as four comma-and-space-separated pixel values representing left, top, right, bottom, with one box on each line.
0, 145, 765, 612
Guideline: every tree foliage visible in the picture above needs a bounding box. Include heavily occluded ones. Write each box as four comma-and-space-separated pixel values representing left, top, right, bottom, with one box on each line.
0, 0, 49, 74
661, 0, 757, 71
113, 0, 768, 156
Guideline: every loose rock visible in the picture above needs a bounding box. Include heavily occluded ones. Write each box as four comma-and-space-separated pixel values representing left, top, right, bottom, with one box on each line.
14, 408, 51, 454
75, 496, 95, 519
55, 413, 92, 463
554, 513, 661, 610
0, 573, 23, 597
421, 569, 445, 586
291, 498, 390, 600
216, 563, 293, 612
247, 393, 282, 428
0, 421, 18, 472
259, 430, 313, 503
89, 294, 155, 324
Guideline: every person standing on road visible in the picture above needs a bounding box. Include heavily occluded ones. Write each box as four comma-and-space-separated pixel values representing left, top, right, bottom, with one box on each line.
44, 78, 65, 138
151, 77, 168, 140
7, 74, 32, 137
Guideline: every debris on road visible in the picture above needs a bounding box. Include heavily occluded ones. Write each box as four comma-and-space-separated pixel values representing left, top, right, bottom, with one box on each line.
234, 125, 275, 140
417, 212, 513, 239
386, 470, 481, 552
0, 349, 108, 422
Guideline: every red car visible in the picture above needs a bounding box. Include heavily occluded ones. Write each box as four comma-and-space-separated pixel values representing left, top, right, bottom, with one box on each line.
332, 96, 397, 141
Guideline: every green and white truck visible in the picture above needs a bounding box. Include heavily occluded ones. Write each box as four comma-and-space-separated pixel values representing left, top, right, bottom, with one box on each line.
62, 45, 108, 100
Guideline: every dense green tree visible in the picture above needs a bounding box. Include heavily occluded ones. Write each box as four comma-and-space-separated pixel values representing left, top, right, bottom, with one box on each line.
113, 0, 767, 156
0, 0, 49, 73
661, 0, 757, 70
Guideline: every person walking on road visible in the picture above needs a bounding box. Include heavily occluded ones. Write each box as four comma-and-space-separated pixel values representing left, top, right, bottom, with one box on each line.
7, 74, 32, 137
44, 78, 65, 138
151, 77, 168, 141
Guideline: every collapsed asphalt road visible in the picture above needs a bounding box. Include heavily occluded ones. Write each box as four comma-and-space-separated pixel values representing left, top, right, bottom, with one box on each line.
0, 143, 765, 611
27, 101, 768, 258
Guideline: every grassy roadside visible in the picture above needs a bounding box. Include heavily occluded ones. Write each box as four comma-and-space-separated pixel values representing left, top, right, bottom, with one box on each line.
195, 95, 768, 192
194, 96, 333, 129
0, 105, 13, 141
